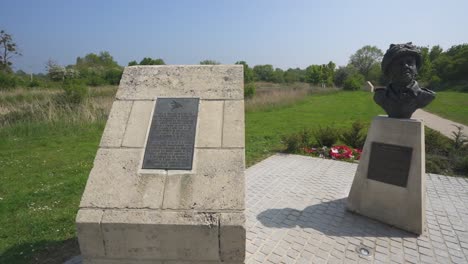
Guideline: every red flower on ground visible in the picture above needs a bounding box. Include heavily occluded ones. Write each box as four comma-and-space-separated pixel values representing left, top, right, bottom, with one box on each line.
329, 145, 354, 160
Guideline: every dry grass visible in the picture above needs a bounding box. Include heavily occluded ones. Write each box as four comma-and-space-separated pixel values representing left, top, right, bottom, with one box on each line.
246, 82, 340, 112
0, 86, 116, 127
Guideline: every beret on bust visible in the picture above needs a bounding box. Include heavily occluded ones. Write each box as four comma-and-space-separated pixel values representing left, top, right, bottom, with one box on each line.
381, 42, 422, 75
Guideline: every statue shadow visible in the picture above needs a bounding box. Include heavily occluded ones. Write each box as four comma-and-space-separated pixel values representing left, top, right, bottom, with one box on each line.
257, 198, 416, 238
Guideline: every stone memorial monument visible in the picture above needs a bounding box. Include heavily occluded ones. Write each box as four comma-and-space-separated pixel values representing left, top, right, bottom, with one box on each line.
76, 65, 246, 263
347, 43, 435, 234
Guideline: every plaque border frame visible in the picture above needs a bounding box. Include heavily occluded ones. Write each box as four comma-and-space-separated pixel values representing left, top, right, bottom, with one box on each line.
139, 96, 200, 174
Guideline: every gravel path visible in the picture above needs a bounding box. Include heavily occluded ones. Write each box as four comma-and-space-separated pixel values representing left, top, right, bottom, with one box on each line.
413, 109, 468, 138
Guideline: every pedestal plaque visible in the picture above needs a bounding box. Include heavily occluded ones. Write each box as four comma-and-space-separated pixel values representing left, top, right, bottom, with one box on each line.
367, 142, 412, 187
142, 98, 199, 170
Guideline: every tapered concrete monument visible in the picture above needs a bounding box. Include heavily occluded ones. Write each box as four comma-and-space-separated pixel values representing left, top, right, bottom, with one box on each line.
347, 43, 435, 235
76, 65, 246, 263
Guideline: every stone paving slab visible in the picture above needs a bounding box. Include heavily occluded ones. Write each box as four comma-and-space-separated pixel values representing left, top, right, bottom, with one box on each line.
67, 154, 468, 264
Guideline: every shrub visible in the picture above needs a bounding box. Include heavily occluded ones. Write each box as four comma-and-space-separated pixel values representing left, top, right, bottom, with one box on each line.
426, 154, 452, 175
28, 79, 40, 88
451, 125, 467, 150
104, 68, 123, 85
343, 73, 365, 91
244, 82, 256, 99
314, 126, 339, 147
281, 129, 313, 153
340, 121, 366, 148
425, 127, 451, 155
61, 80, 89, 104
0, 71, 17, 90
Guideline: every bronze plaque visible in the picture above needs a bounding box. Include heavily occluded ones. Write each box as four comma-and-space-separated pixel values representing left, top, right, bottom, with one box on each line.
142, 98, 199, 170
367, 142, 413, 187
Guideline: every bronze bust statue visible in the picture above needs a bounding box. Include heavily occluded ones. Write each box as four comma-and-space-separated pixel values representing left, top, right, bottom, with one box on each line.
374, 43, 436, 118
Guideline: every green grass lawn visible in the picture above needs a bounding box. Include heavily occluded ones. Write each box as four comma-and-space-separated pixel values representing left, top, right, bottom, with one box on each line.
424, 91, 468, 126
0, 122, 105, 264
246, 91, 384, 165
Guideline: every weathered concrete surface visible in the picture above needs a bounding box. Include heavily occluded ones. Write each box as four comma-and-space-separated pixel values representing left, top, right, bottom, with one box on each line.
347, 116, 426, 234
79, 148, 165, 209
116, 65, 244, 100
77, 65, 245, 263
122, 100, 154, 148
101, 210, 219, 260
99, 100, 132, 147
222, 100, 245, 148
162, 149, 245, 210
76, 209, 105, 258
195, 100, 223, 148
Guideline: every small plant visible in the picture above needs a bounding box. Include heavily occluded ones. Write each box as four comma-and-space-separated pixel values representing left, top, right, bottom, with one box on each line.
451, 125, 467, 150
340, 121, 366, 148
244, 82, 256, 99
314, 125, 339, 147
281, 128, 313, 153
61, 80, 89, 104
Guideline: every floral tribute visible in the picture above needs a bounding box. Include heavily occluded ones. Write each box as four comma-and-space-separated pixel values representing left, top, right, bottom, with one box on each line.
302, 145, 362, 161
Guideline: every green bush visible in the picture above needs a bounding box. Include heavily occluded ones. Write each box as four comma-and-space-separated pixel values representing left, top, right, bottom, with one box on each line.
28, 79, 41, 88
340, 121, 366, 148
244, 82, 256, 99
0, 71, 17, 90
426, 154, 452, 175
314, 126, 339, 147
343, 73, 365, 91
281, 129, 313, 153
61, 80, 89, 104
104, 68, 123, 85
425, 127, 451, 155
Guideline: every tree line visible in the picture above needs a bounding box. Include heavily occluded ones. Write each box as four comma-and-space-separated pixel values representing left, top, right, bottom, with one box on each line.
1, 29, 467, 93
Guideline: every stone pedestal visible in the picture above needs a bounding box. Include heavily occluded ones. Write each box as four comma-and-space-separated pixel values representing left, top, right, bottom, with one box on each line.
76, 65, 246, 263
347, 116, 426, 234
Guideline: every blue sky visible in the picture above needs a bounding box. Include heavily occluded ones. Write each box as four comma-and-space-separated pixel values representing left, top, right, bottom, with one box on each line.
2, 0, 468, 73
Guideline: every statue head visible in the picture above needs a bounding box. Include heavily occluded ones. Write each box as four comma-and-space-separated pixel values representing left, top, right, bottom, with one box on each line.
382, 43, 422, 85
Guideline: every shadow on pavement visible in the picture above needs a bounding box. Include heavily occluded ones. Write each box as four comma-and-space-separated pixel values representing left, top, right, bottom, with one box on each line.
257, 198, 416, 238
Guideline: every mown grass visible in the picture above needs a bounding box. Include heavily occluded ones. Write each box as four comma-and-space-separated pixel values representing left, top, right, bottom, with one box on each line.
424, 91, 468, 126
245, 90, 385, 165
0, 121, 105, 264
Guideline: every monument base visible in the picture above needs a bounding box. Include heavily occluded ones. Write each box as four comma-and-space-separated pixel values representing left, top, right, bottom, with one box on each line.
347, 116, 426, 234
76, 66, 246, 263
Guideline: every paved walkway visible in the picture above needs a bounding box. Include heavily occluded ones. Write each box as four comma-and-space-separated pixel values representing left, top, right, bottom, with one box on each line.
413, 109, 468, 139
67, 154, 468, 264
245, 155, 468, 264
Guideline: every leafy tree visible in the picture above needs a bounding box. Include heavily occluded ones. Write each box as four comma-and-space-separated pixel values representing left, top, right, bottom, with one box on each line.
305, 62, 335, 86
349, 45, 383, 80
235, 61, 254, 83
139, 57, 165, 65
272, 68, 285, 83
128, 60, 138, 66
284, 68, 306, 83
305, 65, 323, 85
429, 45, 443, 62
74, 51, 123, 86
0, 30, 21, 72
200, 60, 220, 65
343, 73, 365, 91
253, 64, 274, 82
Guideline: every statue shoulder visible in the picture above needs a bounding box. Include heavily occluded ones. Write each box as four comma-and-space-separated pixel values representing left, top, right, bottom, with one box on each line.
373, 87, 386, 104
